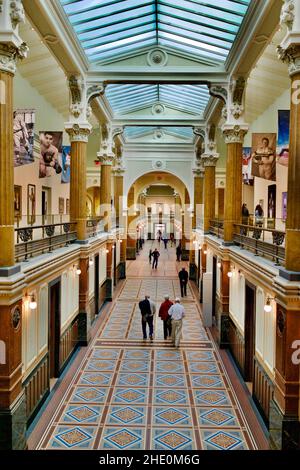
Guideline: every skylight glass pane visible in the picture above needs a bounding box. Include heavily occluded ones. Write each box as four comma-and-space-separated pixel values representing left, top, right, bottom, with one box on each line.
60, 0, 251, 63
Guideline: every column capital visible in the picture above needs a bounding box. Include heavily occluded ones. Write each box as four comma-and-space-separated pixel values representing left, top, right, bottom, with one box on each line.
65, 122, 92, 143
277, 1, 300, 76
112, 166, 126, 175
278, 43, 300, 76
193, 167, 205, 177
0, 0, 28, 74
68, 74, 106, 123
202, 154, 219, 167
222, 124, 248, 144
97, 154, 114, 165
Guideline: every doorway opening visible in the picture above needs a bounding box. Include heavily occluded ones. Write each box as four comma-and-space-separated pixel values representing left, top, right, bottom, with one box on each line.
244, 282, 256, 391
94, 254, 99, 315
49, 278, 61, 389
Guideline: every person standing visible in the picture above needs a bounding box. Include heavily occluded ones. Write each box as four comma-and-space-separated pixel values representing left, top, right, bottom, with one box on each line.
163, 236, 168, 249
168, 298, 185, 348
176, 244, 182, 262
178, 267, 189, 297
151, 248, 160, 269
158, 295, 173, 340
139, 295, 156, 341
149, 249, 152, 264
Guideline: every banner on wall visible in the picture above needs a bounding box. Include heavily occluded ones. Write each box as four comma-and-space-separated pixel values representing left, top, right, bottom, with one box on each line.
277, 110, 289, 167
242, 147, 253, 185
39, 131, 63, 178
13, 109, 35, 167
61, 146, 71, 183
251, 133, 276, 181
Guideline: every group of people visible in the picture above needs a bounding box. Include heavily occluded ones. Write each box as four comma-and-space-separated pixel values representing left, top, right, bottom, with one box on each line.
139, 295, 185, 347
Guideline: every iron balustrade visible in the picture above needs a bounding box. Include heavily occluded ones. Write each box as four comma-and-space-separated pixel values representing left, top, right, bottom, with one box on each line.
233, 223, 285, 265
15, 222, 77, 261
86, 217, 104, 237
209, 219, 224, 238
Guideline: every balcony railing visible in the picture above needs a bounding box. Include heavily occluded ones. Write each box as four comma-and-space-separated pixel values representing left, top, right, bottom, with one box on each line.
86, 217, 104, 237
15, 222, 77, 262
209, 219, 224, 238
233, 223, 285, 266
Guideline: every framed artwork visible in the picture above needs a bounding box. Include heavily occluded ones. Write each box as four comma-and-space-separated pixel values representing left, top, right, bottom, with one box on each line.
61, 146, 71, 183
268, 184, 276, 219
27, 184, 36, 225
39, 131, 63, 178
251, 133, 276, 181
13, 109, 35, 167
14, 185, 22, 220
282, 192, 287, 221
277, 110, 289, 167
242, 147, 253, 185
58, 197, 64, 215
66, 198, 70, 215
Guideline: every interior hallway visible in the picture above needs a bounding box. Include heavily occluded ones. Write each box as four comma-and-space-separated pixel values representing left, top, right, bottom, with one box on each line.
28, 242, 269, 450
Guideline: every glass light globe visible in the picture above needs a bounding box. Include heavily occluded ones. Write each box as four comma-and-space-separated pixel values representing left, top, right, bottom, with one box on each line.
76, 268, 81, 275
29, 298, 37, 310
227, 271, 233, 278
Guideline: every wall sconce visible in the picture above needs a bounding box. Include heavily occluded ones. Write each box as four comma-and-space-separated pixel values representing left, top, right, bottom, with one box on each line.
75, 266, 81, 275
264, 297, 274, 313
227, 271, 233, 278
203, 249, 207, 255
89, 258, 94, 267
119, 239, 123, 244
217, 261, 222, 269
106, 249, 109, 254
29, 294, 37, 310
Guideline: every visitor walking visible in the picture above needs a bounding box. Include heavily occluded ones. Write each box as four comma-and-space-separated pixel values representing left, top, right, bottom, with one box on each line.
178, 267, 189, 297
158, 295, 173, 340
138, 295, 156, 341
176, 243, 182, 261
151, 248, 160, 269
163, 236, 168, 249
168, 298, 185, 348
149, 249, 152, 264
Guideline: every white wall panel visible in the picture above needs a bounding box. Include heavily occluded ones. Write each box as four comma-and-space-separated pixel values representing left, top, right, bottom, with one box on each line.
38, 285, 48, 353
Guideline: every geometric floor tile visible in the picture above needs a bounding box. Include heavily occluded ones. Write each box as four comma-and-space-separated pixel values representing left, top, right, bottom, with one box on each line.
154, 407, 190, 426
86, 359, 116, 372
186, 351, 215, 361
155, 389, 187, 405
79, 373, 112, 386
108, 406, 145, 425
189, 362, 218, 374
153, 429, 194, 450
191, 375, 224, 388
155, 374, 185, 387
202, 430, 248, 450
117, 373, 148, 387
155, 351, 182, 361
194, 390, 231, 406
198, 408, 238, 427
156, 361, 184, 373
124, 350, 151, 360
71, 387, 107, 404
49, 426, 96, 449
91, 349, 119, 360
113, 388, 147, 404
63, 405, 101, 424
120, 361, 149, 372
102, 428, 144, 450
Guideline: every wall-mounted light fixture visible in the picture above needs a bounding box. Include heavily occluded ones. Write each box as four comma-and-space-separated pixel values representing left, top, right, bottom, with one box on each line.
29, 294, 37, 310
264, 297, 274, 313
106, 249, 109, 254
89, 258, 94, 267
227, 271, 233, 278
217, 261, 222, 269
76, 266, 81, 275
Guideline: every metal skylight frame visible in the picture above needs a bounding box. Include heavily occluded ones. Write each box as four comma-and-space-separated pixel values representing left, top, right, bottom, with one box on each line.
124, 125, 194, 141
59, 0, 252, 65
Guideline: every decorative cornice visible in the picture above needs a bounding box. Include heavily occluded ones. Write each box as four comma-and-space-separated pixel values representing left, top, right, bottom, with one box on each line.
208, 85, 227, 103
222, 124, 248, 144
277, 44, 300, 76
0, 41, 28, 74
97, 154, 114, 166
201, 154, 219, 167
65, 122, 92, 143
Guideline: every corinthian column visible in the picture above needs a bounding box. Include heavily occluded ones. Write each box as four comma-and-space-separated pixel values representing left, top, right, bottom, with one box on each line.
202, 146, 219, 234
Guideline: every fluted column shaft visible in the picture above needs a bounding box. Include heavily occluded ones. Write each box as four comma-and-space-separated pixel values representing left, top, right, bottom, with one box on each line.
70, 141, 88, 240
223, 142, 243, 242
0, 71, 14, 267
100, 162, 112, 232
203, 166, 216, 233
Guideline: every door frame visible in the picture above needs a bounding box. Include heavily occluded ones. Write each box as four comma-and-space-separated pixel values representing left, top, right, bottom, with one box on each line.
244, 280, 256, 382
94, 254, 99, 315
48, 277, 61, 378
212, 256, 217, 318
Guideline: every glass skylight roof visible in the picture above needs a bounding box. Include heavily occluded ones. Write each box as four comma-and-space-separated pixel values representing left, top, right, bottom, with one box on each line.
124, 126, 194, 141
60, 0, 252, 64
105, 84, 210, 115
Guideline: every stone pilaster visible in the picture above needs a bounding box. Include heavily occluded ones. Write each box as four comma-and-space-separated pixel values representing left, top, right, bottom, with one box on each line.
202, 153, 218, 234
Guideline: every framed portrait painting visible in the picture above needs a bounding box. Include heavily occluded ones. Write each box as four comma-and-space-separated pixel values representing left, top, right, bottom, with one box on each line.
66, 198, 70, 215
251, 133, 276, 181
27, 184, 36, 225
14, 185, 22, 220
58, 197, 64, 215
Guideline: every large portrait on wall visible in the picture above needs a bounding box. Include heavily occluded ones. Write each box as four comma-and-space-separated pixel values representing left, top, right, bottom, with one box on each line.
61, 146, 71, 183
39, 131, 63, 178
13, 109, 35, 167
251, 133, 276, 181
27, 184, 36, 225
242, 147, 253, 185
14, 185, 22, 220
268, 184, 276, 220
277, 110, 290, 167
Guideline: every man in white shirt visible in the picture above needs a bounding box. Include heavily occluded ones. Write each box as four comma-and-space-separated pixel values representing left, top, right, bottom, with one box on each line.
168, 298, 185, 348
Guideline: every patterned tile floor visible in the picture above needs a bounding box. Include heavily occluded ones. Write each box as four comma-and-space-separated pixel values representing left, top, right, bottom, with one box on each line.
32, 242, 267, 451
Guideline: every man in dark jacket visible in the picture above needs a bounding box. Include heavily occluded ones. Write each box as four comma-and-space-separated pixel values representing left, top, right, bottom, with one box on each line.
151, 248, 160, 269
158, 295, 173, 340
178, 267, 189, 297
176, 244, 182, 262
139, 295, 156, 340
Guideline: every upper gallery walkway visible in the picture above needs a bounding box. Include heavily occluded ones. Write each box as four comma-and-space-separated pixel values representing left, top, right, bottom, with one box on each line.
27, 241, 268, 450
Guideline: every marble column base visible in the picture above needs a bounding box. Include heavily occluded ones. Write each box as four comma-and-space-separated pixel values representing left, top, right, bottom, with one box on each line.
118, 261, 126, 280
269, 399, 300, 450
126, 247, 136, 260
105, 278, 113, 302
77, 311, 91, 346
189, 263, 197, 281
217, 313, 230, 349
279, 268, 300, 281
0, 391, 27, 450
